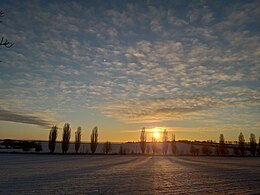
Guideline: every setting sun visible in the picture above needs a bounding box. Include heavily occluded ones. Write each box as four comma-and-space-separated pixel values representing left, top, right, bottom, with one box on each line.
153, 132, 160, 140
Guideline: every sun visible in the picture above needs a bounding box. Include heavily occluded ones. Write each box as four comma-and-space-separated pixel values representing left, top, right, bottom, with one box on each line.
153, 132, 160, 139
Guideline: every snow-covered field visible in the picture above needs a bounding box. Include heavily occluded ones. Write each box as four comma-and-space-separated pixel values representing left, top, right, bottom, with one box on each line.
0, 154, 259, 194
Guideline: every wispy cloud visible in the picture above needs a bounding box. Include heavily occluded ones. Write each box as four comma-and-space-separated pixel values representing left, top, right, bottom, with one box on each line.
0, 107, 52, 128
97, 87, 260, 123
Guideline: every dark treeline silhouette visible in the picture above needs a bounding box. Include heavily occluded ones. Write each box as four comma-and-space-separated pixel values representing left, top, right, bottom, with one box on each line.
1, 126, 259, 156
2, 139, 42, 152
135, 130, 259, 157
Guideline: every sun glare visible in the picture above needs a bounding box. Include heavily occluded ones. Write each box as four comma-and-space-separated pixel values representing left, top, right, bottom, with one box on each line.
153, 132, 160, 139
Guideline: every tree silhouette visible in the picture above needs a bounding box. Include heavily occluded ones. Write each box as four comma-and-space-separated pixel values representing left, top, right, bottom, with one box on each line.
162, 129, 168, 155
35, 141, 42, 152
171, 134, 177, 155
0, 11, 14, 48
103, 141, 112, 154
258, 136, 260, 155
249, 133, 256, 156
48, 125, 58, 153
62, 123, 71, 154
140, 127, 146, 154
219, 134, 227, 156
190, 144, 199, 156
202, 142, 211, 156
90, 126, 98, 154
233, 145, 240, 156
75, 126, 81, 153
238, 132, 245, 156
119, 145, 125, 155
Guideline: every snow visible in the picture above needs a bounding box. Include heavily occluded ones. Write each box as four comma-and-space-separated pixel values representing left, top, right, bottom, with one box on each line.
0, 154, 259, 194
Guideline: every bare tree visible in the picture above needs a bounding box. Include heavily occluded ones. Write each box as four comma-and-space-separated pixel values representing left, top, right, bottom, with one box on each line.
75, 126, 81, 153
103, 141, 112, 154
62, 123, 71, 154
162, 129, 168, 155
0, 10, 14, 62
140, 127, 146, 154
238, 132, 245, 156
48, 125, 58, 153
90, 126, 98, 154
249, 133, 256, 156
171, 134, 177, 155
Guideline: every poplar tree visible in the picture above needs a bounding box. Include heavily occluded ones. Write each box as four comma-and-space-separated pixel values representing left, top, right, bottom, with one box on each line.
140, 127, 146, 154
219, 134, 227, 156
162, 129, 168, 155
48, 125, 58, 153
90, 126, 98, 154
62, 123, 71, 154
171, 134, 177, 155
249, 133, 256, 156
238, 132, 245, 156
75, 126, 81, 153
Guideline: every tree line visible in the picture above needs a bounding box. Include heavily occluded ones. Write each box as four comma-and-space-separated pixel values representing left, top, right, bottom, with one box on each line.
139, 128, 260, 156
139, 128, 177, 155
48, 123, 99, 154
2, 126, 258, 156
47, 126, 259, 156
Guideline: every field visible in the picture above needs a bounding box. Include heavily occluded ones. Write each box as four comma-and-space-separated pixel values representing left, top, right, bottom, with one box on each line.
0, 154, 259, 194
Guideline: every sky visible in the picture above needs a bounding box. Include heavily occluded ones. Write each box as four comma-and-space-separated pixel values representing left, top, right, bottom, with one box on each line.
0, 0, 259, 142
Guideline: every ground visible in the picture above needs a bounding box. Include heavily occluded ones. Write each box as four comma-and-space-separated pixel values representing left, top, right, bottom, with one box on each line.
0, 154, 259, 194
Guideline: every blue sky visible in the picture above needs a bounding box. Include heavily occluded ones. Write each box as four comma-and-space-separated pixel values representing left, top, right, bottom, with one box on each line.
0, 0, 259, 142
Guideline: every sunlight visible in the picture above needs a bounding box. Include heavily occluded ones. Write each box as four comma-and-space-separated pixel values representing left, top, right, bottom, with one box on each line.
153, 132, 160, 139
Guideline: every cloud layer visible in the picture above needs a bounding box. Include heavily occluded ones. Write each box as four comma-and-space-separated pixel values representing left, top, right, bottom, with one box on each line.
0, 107, 51, 128
0, 0, 259, 133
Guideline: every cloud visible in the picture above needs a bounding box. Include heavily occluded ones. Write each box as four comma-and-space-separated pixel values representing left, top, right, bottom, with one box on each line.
96, 87, 260, 123
0, 0, 259, 134
0, 107, 52, 128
